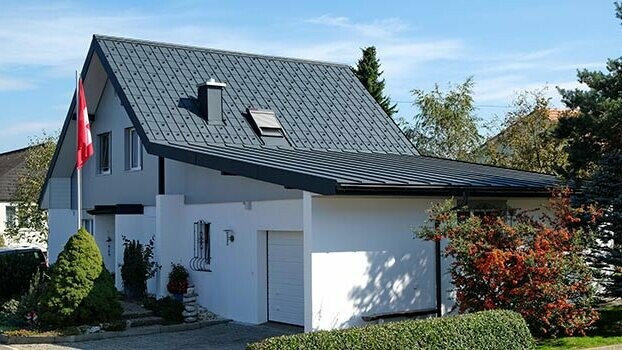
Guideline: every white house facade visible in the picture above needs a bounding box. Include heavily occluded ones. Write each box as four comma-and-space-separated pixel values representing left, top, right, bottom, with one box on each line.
0, 146, 46, 251
41, 35, 555, 332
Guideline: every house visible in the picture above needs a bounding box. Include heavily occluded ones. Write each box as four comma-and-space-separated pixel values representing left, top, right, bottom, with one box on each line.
0, 146, 46, 250
40, 35, 557, 332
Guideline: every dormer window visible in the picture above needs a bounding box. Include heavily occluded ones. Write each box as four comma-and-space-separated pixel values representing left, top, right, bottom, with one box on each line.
247, 108, 284, 138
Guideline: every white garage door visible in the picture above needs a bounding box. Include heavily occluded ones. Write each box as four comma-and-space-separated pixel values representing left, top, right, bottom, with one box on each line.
268, 231, 304, 326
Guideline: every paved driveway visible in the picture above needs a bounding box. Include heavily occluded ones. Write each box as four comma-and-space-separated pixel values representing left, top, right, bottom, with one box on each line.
0, 322, 301, 350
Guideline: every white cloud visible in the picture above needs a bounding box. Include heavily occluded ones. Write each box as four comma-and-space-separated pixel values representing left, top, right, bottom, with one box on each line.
305, 14, 409, 38
474, 75, 587, 105
0, 76, 34, 91
0, 121, 61, 137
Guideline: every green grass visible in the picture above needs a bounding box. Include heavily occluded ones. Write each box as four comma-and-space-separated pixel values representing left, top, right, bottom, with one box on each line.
537, 305, 622, 349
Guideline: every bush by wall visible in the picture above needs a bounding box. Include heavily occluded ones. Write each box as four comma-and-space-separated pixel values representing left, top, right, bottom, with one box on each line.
247, 310, 534, 350
39, 228, 121, 326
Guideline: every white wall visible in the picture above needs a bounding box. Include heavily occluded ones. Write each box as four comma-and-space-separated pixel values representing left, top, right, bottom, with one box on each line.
155, 195, 302, 324
164, 159, 302, 204
306, 195, 548, 331
307, 196, 447, 331
47, 209, 76, 263
93, 215, 115, 272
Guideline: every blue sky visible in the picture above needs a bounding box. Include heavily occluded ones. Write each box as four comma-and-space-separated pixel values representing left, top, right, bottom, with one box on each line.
0, 0, 620, 152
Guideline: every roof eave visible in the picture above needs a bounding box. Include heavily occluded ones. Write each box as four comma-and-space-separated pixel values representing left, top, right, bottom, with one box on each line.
335, 184, 555, 197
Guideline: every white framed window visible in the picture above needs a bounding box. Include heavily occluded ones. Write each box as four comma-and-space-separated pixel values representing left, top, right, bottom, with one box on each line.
5, 206, 16, 226
125, 127, 142, 171
98, 132, 111, 174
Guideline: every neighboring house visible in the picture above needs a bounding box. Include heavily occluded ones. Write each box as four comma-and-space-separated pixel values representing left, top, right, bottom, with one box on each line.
40, 35, 557, 331
0, 146, 46, 250
476, 108, 569, 161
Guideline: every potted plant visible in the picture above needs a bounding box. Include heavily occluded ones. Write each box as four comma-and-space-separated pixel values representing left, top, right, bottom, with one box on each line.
167, 263, 189, 301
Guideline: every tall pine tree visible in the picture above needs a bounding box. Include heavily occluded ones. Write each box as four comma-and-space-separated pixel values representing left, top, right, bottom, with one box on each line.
352, 47, 398, 117
556, 3, 622, 297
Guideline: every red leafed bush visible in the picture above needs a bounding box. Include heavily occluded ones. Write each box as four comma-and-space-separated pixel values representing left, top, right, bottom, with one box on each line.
418, 187, 600, 337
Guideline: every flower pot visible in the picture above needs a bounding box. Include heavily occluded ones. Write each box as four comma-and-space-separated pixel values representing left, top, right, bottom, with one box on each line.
172, 293, 183, 302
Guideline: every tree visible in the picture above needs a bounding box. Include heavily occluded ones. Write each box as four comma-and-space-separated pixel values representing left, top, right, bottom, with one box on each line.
479, 89, 568, 174
352, 46, 398, 117
5, 133, 56, 246
407, 77, 483, 160
417, 188, 599, 337
555, 3, 622, 297
40, 228, 121, 326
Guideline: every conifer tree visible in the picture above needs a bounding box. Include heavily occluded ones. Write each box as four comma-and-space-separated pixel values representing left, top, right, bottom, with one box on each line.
352, 46, 398, 117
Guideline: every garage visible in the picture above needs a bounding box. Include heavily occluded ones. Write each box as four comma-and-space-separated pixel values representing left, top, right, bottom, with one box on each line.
267, 231, 304, 326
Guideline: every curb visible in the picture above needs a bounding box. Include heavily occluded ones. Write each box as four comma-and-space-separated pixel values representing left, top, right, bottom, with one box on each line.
0, 318, 230, 345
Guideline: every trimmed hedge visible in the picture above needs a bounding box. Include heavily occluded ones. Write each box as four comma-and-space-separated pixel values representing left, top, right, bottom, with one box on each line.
247, 310, 534, 350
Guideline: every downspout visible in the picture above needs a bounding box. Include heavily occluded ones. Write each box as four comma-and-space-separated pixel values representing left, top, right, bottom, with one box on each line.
158, 157, 165, 195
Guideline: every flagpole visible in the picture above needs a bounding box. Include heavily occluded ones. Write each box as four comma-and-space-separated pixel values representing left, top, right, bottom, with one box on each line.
76, 69, 82, 230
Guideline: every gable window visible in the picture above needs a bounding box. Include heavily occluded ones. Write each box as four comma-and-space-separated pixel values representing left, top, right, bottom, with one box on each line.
98, 132, 111, 174
125, 128, 142, 171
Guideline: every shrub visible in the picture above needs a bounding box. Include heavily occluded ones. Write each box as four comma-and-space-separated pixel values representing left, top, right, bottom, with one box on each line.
143, 296, 184, 324
417, 187, 599, 336
167, 263, 189, 295
39, 228, 121, 326
0, 249, 46, 301
120, 236, 158, 300
247, 310, 534, 350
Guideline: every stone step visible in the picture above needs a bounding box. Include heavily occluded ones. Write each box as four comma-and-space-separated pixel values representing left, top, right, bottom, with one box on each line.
127, 316, 165, 328
122, 310, 155, 320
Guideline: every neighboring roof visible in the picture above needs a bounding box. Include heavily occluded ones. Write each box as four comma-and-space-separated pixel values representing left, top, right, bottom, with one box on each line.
41, 35, 558, 203
0, 146, 31, 202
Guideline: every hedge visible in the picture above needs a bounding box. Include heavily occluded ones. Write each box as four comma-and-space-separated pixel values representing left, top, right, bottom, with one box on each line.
247, 310, 534, 350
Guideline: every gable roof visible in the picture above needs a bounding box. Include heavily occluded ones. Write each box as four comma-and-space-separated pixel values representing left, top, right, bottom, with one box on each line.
96, 35, 416, 155
0, 146, 31, 202
41, 35, 558, 203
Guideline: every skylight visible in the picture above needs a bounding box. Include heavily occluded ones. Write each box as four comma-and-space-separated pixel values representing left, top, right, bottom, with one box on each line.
247, 108, 284, 137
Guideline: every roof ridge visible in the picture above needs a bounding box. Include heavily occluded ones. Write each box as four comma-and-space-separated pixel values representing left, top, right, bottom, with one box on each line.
93, 34, 351, 69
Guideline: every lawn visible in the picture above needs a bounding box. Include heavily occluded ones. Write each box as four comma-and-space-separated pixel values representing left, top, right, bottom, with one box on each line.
538, 305, 622, 349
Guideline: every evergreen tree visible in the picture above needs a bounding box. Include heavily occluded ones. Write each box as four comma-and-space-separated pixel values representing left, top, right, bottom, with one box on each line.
556, 3, 622, 296
352, 46, 398, 117
40, 228, 121, 326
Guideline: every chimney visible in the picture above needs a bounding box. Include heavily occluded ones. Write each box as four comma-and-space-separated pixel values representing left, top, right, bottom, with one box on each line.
197, 78, 226, 125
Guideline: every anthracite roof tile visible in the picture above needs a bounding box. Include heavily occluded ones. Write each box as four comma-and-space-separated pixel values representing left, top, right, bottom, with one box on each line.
95, 35, 416, 156
40, 35, 559, 202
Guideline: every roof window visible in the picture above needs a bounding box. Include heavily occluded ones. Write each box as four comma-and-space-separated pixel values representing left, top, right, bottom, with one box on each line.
247, 108, 284, 138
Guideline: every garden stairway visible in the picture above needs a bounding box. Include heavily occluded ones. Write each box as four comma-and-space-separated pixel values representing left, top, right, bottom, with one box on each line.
121, 301, 165, 328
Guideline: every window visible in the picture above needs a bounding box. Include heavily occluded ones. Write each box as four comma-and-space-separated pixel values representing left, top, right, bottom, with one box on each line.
125, 128, 142, 171
247, 108, 284, 137
82, 219, 93, 234
5, 206, 16, 226
98, 132, 111, 174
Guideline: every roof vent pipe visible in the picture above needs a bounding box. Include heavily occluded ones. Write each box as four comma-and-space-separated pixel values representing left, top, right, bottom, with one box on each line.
197, 79, 226, 125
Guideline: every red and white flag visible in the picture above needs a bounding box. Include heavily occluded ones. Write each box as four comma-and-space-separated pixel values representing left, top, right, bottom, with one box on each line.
76, 78, 93, 169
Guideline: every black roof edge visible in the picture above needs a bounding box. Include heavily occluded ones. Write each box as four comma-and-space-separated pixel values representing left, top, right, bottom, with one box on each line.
93, 34, 351, 69
86, 204, 144, 215
38, 37, 98, 207
335, 184, 554, 197
150, 143, 338, 195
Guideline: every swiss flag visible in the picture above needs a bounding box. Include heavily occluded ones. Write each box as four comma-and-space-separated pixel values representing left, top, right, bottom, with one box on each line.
76, 78, 93, 169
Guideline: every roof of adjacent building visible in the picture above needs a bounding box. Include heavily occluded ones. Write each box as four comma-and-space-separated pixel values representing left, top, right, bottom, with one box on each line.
0, 146, 31, 202
41, 35, 558, 201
